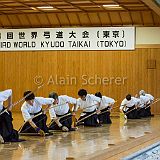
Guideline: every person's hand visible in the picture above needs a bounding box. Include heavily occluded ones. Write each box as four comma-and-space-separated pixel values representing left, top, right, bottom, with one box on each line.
0, 135, 4, 144
135, 94, 138, 98
96, 109, 101, 114
124, 115, 127, 119
42, 110, 47, 114
38, 129, 45, 136
35, 127, 45, 136
72, 111, 76, 116
61, 126, 69, 132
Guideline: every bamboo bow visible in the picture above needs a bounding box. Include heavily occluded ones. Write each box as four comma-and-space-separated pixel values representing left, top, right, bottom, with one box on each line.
0, 84, 44, 116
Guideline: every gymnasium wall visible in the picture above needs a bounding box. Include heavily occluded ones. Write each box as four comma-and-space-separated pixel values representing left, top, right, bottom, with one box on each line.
0, 48, 160, 114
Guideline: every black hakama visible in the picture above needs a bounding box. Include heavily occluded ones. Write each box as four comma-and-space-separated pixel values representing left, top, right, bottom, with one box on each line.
77, 110, 100, 126
138, 107, 147, 117
48, 110, 73, 131
145, 104, 152, 117
19, 110, 49, 134
98, 107, 112, 124
0, 108, 20, 142
124, 105, 140, 119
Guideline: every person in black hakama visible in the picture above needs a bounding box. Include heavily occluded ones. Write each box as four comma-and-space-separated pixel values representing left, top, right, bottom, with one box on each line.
48, 92, 77, 132
0, 89, 21, 143
19, 91, 54, 136
73, 89, 101, 127
95, 92, 115, 124
120, 94, 141, 119
139, 90, 154, 117
135, 92, 150, 118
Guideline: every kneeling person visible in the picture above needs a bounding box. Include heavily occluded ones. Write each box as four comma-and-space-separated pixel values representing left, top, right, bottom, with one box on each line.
48, 92, 77, 132
73, 89, 101, 127
137, 91, 150, 117
19, 91, 54, 136
0, 89, 20, 143
139, 90, 154, 117
95, 92, 115, 124
120, 94, 140, 119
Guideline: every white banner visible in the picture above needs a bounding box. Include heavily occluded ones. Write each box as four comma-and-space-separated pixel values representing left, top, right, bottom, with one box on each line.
0, 27, 135, 51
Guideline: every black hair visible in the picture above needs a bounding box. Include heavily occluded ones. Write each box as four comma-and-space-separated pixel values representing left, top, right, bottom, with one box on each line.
78, 89, 87, 97
95, 92, 102, 98
49, 92, 58, 100
23, 91, 35, 101
126, 94, 131, 101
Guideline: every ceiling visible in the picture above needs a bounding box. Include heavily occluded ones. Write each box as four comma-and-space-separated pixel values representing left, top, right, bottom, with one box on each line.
0, 0, 159, 28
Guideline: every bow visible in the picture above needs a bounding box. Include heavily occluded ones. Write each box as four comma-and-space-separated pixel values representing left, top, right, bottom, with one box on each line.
18, 102, 69, 134
47, 113, 72, 128
145, 98, 160, 109
0, 84, 44, 116
76, 106, 117, 125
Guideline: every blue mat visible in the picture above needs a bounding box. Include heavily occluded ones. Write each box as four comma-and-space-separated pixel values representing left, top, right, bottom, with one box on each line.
122, 141, 160, 160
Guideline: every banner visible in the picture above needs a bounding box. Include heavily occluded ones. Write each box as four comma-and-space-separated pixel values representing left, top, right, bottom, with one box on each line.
0, 27, 135, 51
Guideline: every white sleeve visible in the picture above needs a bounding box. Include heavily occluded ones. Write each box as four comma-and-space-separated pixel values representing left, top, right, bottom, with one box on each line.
109, 99, 115, 104
0, 89, 12, 102
151, 95, 154, 101
49, 106, 57, 119
104, 97, 115, 105
90, 94, 101, 103
61, 95, 77, 104
21, 107, 31, 122
148, 94, 154, 101
120, 99, 126, 110
74, 99, 80, 111
133, 97, 140, 105
140, 96, 150, 104
35, 97, 54, 105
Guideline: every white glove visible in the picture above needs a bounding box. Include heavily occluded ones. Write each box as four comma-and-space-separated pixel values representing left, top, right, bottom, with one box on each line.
124, 115, 127, 119
0, 135, 4, 144
62, 126, 69, 132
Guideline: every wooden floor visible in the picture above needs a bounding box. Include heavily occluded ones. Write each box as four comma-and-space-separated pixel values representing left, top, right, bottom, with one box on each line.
1, 113, 160, 160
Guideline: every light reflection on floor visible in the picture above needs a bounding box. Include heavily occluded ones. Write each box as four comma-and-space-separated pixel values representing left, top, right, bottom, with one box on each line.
1, 113, 160, 160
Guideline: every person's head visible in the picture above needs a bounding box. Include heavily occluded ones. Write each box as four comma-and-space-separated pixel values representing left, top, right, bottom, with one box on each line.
126, 94, 131, 101
24, 91, 35, 106
49, 92, 59, 104
95, 92, 102, 98
139, 90, 145, 96
78, 89, 87, 101
135, 94, 139, 98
